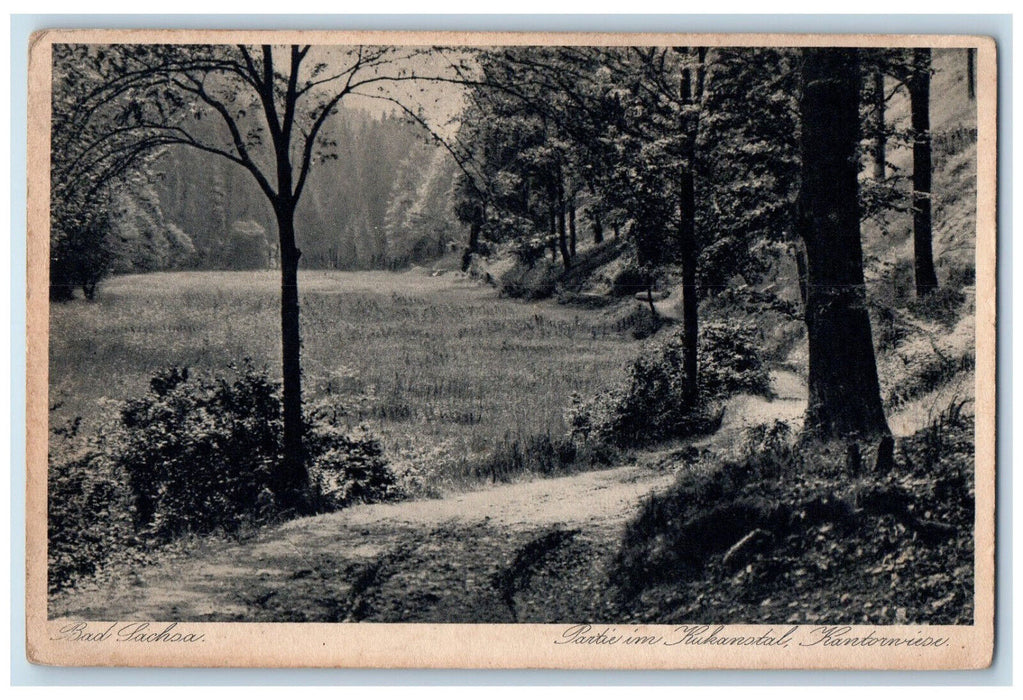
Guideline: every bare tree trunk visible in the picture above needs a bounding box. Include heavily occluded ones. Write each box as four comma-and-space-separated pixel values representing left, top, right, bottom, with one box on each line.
274, 203, 309, 509
872, 64, 887, 180
798, 48, 890, 439
910, 48, 939, 297
646, 278, 657, 318
556, 177, 571, 269
462, 220, 480, 272
677, 50, 703, 400
967, 47, 976, 100
568, 195, 577, 257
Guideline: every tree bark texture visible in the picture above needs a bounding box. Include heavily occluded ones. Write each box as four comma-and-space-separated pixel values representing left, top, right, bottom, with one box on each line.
798, 48, 890, 439
967, 47, 976, 100
568, 196, 577, 257
871, 65, 887, 181
910, 48, 939, 297
462, 220, 481, 271
275, 204, 309, 509
556, 178, 571, 269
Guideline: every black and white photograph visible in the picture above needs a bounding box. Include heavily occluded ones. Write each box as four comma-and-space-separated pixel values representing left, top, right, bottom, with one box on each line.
26, 31, 995, 669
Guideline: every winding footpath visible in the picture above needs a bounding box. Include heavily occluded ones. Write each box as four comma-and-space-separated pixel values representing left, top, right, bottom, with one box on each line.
52, 367, 936, 622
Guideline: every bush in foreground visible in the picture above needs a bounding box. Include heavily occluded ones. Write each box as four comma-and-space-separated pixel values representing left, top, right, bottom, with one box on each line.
48, 363, 397, 593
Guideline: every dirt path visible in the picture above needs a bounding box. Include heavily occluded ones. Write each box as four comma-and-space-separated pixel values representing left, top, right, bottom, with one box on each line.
53, 369, 813, 623
52, 463, 681, 622
53, 365, 950, 623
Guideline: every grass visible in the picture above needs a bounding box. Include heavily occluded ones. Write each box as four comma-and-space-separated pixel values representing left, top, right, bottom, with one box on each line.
49, 269, 641, 491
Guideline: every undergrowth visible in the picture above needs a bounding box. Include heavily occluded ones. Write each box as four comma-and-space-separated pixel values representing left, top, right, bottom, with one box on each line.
568, 319, 771, 448
610, 401, 974, 624
48, 362, 398, 594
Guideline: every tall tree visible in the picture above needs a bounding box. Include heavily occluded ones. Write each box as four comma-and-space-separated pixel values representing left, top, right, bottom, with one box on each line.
870, 61, 887, 181
967, 47, 976, 100
797, 48, 890, 439
677, 47, 707, 399
55, 43, 423, 509
908, 47, 939, 297
49, 45, 164, 300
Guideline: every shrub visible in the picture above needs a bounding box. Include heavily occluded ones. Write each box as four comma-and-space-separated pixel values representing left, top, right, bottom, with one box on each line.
48, 363, 397, 592
116, 364, 285, 541
569, 319, 770, 447
698, 321, 773, 399
48, 444, 136, 593
908, 285, 966, 326
499, 258, 561, 299
740, 420, 794, 458
306, 424, 396, 510
943, 262, 976, 290
610, 263, 650, 297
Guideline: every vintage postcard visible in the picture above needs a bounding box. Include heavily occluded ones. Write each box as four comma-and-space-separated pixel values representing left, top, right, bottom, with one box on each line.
26, 29, 996, 669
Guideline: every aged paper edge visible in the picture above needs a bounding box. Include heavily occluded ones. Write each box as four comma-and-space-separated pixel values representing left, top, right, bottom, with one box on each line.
25, 29, 998, 670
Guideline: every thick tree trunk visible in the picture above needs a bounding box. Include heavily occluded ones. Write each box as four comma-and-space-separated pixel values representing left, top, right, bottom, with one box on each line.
910, 48, 939, 297
871, 65, 887, 180
798, 48, 890, 439
275, 205, 309, 509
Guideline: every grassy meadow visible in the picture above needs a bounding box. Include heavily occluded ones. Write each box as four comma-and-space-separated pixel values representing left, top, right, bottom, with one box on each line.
49, 269, 642, 490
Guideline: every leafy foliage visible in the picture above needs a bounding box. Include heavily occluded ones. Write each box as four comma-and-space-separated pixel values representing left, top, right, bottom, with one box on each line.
48, 438, 136, 593
116, 364, 285, 541
109, 182, 196, 273
612, 407, 975, 624
48, 363, 397, 592
696, 48, 801, 290
698, 321, 774, 399
306, 424, 395, 510
49, 204, 115, 301
568, 319, 770, 447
